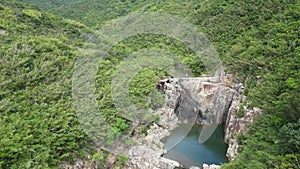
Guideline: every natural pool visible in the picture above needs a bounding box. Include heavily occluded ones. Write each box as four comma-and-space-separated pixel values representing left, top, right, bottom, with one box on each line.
162, 124, 228, 167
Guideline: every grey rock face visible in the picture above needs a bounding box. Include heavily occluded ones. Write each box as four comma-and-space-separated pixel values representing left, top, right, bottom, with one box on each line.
126, 77, 238, 169
161, 78, 236, 125
125, 106, 179, 169
64, 75, 260, 169
158, 77, 260, 164
160, 157, 180, 169
224, 97, 261, 161
62, 157, 98, 169
189, 166, 201, 169
203, 164, 221, 169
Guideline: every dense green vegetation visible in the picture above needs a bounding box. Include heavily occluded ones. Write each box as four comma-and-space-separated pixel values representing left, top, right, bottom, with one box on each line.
192, 1, 300, 168
52, 0, 151, 28
0, 1, 92, 168
16, 0, 83, 10
17, 0, 151, 27
3, 0, 300, 168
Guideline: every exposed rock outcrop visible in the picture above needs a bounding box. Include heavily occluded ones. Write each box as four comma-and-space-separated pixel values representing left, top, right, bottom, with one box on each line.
0, 29, 6, 35
160, 157, 180, 169
159, 77, 236, 125
125, 106, 180, 169
224, 86, 261, 161
64, 75, 260, 169
203, 164, 221, 169
63, 156, 98, 169
126, 76, 240, 168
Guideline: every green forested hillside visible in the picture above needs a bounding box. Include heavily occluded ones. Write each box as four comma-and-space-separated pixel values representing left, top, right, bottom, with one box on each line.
52, 0, 151, 27
0, 1, 92, 168
16, 0, 83, 10
4, 0, 300, 168
17, 0, 153, 27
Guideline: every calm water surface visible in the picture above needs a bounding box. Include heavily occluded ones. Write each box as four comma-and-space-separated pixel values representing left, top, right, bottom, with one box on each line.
162, 124, 228, 167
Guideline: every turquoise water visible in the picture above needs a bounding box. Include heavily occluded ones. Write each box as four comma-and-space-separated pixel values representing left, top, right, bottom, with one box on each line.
162, 124, 228, 167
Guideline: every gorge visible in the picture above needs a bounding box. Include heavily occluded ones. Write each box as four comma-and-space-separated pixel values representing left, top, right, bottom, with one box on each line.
2, 1, 299, 168
126, 73, 261, 169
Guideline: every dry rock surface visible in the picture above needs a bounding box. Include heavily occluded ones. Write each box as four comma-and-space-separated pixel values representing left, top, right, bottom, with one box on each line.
126, 76, 261, 168
63, 75, 260, 169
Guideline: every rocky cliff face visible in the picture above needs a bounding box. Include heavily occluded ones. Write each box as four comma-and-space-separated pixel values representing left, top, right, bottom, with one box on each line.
224, 87, 261, 161
168, 78, 236, 125
125, 81, 180, 169
64, 75, 260, 169
126, 76, 231, 168
125, 76, 261, 168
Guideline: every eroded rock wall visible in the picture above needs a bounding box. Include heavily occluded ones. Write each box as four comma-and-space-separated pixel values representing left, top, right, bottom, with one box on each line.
64, 75, 260, 169
224, 91, 261, 161
157, 77, 261, 163
161, 78, 236, 125
126, 76, 240, 168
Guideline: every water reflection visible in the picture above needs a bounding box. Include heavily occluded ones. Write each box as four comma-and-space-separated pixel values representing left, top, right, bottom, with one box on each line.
162, 124, 228, 167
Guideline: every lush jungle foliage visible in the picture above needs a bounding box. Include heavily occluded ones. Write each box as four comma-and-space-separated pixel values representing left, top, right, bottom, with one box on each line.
0, 1, 96, 168
16, 0, 83, 10
18, 0, 151, 28
3, 0, 300, 168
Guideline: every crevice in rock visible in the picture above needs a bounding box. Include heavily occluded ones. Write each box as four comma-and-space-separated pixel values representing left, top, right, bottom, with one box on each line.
125, 76, 261, 169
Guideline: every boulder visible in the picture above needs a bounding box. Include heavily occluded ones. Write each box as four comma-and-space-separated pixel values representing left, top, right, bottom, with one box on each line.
203, 164, 221, 169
